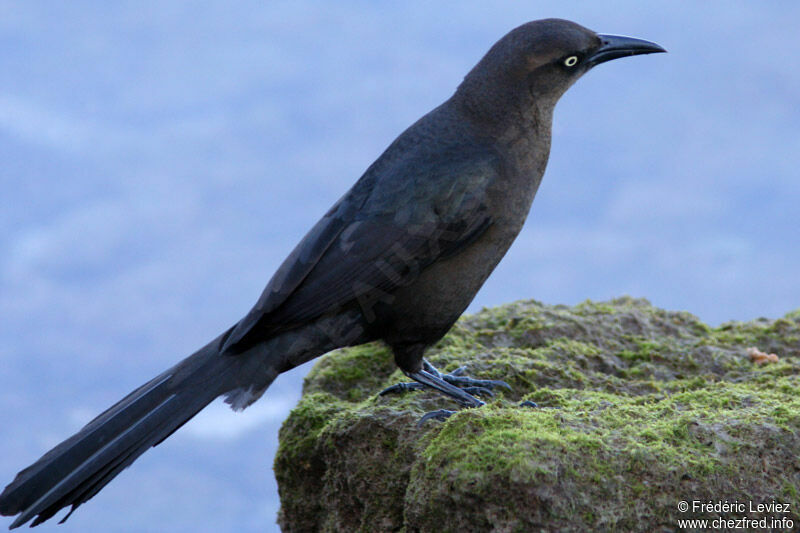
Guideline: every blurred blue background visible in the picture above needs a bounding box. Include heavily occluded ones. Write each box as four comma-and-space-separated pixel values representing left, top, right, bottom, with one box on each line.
1, 2, 798, 531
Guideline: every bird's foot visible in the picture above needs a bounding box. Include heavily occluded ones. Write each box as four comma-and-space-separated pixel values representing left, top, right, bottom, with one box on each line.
379, 359, 520, 424
380, 382, 496, 397
379, 381, 427, 395
439, 369, 511, 395
379, 360, 510, 399
417, 399, 540, 425
418, 409, 457, 426
379, 360, 488, 409
378, 360, 537, 424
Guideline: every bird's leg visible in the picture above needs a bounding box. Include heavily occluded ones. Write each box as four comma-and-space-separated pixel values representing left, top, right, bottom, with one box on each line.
423, 360, 511, 392
403, 367, 485, 425
380, 359, 538, 424
380, 359, 510, 397
380, 359, 514, 424
405, 367, 485, 407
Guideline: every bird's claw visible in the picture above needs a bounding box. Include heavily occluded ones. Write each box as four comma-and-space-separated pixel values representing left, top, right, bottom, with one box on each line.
442, 375, 511, 391
418, 409, 456, 425
378, 360, 518, 424
461, 386, 495, 397
378, 381, 424, 396
419, 400, 540, 426
383, 359, 512, 398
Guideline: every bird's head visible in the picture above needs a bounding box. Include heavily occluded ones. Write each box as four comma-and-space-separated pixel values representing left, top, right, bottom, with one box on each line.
456, 18, 665, 128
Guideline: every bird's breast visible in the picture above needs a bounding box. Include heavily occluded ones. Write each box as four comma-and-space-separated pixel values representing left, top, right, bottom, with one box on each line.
383, 173, 539, 344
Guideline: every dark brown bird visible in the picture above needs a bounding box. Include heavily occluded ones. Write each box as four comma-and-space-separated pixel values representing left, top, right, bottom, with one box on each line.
0, 18, 664, 528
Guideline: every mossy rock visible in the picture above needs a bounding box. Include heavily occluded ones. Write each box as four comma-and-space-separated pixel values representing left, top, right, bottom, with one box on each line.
275, 297, 800, 532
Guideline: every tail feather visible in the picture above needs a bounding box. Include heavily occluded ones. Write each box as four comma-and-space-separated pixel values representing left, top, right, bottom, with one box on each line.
28, 393, 179, 527
0, 338, 239, 529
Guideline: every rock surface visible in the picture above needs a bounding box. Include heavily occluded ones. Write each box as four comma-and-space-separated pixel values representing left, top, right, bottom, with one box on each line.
275, 297, 800, 532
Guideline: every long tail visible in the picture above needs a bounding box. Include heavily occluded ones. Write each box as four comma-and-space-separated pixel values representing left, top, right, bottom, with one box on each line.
0, 333, 254, 528
0, 308, 366, 529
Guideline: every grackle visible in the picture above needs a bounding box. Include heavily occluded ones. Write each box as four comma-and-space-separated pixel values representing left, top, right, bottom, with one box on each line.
0, 18, 664, 528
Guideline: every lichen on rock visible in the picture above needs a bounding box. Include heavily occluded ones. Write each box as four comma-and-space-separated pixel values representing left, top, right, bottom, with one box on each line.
274, 297, 800, 532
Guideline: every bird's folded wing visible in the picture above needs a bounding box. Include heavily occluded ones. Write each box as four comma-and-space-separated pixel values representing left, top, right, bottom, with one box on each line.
222, 146, 500, 353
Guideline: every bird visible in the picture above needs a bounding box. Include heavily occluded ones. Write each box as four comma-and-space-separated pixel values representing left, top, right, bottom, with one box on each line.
0, 18, 664, 528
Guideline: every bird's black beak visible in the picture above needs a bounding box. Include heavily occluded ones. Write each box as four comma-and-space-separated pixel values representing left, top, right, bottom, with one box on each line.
588, 34, 666, 67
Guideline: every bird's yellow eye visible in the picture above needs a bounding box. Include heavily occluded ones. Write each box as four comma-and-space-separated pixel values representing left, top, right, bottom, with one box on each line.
564, 55, 579, 67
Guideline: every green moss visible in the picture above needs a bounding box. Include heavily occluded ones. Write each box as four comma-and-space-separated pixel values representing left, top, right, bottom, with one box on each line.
618, 349, 646, 363
303, 342, 396, 402
275, 392, 346, 463
418, 400, 716, 487
276, 298, 800, 533
783, 481, 800, 501
708, 315, 800, 362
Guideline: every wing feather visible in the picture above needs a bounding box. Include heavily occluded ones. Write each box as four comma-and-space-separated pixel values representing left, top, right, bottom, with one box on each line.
222, 132, 500, 353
